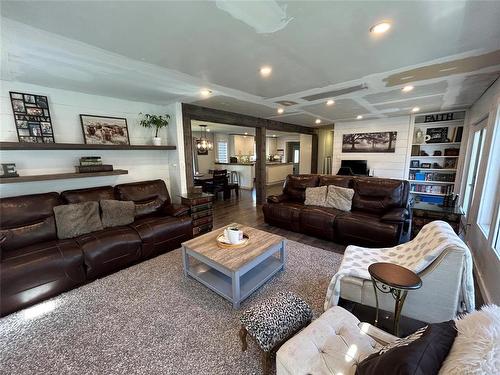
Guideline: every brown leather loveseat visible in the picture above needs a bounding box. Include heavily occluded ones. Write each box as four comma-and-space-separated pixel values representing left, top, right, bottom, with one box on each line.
263, 174, 411, 247
0, 179, 192, 317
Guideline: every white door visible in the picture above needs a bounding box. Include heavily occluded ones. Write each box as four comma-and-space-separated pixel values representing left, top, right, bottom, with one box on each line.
463, 112, 500, 303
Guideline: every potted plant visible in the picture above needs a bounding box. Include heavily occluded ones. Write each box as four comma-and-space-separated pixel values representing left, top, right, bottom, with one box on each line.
139, 113, 170, 146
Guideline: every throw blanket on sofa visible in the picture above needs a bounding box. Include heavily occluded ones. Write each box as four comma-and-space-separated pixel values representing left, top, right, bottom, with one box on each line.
324, 220, 475, 314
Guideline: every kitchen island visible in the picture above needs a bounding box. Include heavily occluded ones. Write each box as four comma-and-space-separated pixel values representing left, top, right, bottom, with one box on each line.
214, 162, 293, 189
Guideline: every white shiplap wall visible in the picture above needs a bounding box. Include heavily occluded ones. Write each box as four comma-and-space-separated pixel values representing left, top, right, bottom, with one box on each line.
0, 80, 178, 198
332, 116, 412, 179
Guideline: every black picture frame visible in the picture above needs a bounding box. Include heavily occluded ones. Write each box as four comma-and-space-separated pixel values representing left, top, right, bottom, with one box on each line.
410, 160, 420, 168
80, 114, 130, 145
425, 127, 448, 143
9, 91, 55, 143
342, 131, 397, 153
420, 163, 432, 169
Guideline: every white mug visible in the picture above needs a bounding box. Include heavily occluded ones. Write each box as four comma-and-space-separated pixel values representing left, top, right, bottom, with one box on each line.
225, 227, 243, 244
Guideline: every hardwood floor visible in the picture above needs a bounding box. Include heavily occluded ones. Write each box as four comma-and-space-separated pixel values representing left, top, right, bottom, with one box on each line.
212, 184, 345, 255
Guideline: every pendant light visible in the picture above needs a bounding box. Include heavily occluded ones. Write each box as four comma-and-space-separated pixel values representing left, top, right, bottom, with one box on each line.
197, 124, 213, 152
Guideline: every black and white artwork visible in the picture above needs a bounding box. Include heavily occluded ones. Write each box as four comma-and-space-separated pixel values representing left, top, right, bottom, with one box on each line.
9, 91, 55, 143
342, 131, 397, 153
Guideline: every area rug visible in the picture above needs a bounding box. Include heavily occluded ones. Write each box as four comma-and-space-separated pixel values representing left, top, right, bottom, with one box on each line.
0, 240, 343, 375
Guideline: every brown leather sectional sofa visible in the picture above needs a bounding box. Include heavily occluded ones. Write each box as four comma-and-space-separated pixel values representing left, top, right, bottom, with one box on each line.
0, 179, 192, 317
263, 174, 411, 247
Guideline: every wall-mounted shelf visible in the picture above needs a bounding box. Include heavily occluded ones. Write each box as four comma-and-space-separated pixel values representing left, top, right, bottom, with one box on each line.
0, 142, 176, 151
409, 180, 454, 184
409, 168, 456, 172
410, 191, 447, 196
410, 155, 459, 159
411, 142, 461, 146
0, 169, 128, 184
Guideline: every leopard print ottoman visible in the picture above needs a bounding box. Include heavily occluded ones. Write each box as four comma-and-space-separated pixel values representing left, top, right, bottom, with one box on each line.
239, 292, 313, 374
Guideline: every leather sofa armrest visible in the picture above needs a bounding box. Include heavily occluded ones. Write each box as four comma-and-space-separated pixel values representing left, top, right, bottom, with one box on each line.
267, 194, 288, 204
163, 204, 190, 217
381, 208, 409, 223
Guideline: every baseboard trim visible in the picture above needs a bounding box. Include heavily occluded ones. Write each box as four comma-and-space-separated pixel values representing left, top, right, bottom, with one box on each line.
472, 258, 493, 305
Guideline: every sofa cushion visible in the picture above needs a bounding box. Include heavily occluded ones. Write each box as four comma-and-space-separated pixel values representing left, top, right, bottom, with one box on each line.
129, 215, 192, 258
326, 185, 354, 211
61, 186, 115, 204
54, 202, 103, 239
335, 211, 400, 247
0, 192, 61, 253
115, 179, 171, 219
76, 226, 142, 279
262, 202, 303, 232
0, 239, 85, 316
100, 199, 135, 228
283, 175, 319, 202
319, 175, 353, 188
356, 321, 457, 375
352, 178, 408, 215
304, 186, 327, 206
299, 206, 343, 241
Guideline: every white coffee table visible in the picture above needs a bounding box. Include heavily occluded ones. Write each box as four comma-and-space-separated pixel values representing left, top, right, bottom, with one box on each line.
181, 223, 286, 308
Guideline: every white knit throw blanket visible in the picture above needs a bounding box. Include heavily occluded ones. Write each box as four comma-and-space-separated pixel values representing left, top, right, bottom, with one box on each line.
324, 220, 475, 314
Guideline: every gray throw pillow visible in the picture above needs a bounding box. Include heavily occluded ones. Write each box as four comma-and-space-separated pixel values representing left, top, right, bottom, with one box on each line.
53, 201, 103, 239
100, 199, 135, 228
325, 185, 354, 211
304, 186, 327, 206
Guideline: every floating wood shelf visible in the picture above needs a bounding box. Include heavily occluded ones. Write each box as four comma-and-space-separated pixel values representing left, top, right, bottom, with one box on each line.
412, 142, 461, 146
0, 142, 176, 151
0, 169, 128, 184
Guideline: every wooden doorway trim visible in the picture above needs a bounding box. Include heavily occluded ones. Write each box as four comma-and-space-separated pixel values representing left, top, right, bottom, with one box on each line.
182, 103, 317, 204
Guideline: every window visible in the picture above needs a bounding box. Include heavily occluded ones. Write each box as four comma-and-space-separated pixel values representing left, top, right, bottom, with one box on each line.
293, 149, 300, 163
478, 111, 500, 239
217, 141, 228, 163
462, 127, 486, 216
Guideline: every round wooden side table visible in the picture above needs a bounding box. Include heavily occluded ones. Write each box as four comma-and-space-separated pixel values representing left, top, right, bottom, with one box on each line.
368, 262, 422, 337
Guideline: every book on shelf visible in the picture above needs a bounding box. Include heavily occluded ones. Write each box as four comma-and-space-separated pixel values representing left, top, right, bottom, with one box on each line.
454, 126, 463, 142
410, 183, 453, 195
75, 165, 113, 173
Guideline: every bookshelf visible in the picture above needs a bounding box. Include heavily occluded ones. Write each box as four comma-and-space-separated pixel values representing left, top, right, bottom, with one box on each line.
408, 110, 466, 204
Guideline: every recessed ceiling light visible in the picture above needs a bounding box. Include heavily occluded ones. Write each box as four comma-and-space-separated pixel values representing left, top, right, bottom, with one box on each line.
370, 22, 391, 34
244, 132, 248, 135
326, 99, 335, 106
315, 119, 321, 124
260, 66, 272, 77
402, 85, 414, 93
356, 115, 363, 120
200, 88, 212, 96
412, 107, 420, 113
272, 134, 276, 137
277, 108, 284, 114
206, 128, 210, 132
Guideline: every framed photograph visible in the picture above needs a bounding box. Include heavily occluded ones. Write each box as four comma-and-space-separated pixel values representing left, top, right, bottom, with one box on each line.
80, 114, 130, 145
9, 91, 54, 143
425, 127, 448, 143
420, 163, 432, 169
410, 160, 420, 168
342, 131, 397, 153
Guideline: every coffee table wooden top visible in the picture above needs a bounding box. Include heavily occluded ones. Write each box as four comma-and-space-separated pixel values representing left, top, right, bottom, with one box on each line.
182, 223, 285, 272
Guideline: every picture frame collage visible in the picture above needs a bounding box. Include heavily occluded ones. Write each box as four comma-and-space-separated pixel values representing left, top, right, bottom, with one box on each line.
9, 91, 54, 143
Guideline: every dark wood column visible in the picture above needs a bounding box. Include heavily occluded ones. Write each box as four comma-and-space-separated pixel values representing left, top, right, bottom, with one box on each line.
255, 127, 267, 205
311, 133, 319, 174
182, 110, 194, 192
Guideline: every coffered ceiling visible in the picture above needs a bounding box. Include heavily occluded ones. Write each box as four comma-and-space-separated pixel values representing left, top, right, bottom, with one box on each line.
1, 1, 499, 126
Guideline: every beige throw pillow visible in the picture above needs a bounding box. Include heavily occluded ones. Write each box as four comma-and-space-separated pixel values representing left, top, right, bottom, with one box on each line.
325, 185, 354, 211
304, 186, 327, 206
53, 201, 103, 239
100, 200, 135, 228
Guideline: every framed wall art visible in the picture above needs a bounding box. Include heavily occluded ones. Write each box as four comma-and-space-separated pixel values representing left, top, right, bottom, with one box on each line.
342, 131, 397, 153
9, 92, 54, 143
80, 114, 130, 145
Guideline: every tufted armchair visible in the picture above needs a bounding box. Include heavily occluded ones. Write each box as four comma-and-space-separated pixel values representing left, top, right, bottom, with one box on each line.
276, 306, 397, 375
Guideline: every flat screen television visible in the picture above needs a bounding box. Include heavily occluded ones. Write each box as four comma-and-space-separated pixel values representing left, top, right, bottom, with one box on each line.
340, 160, 368, 175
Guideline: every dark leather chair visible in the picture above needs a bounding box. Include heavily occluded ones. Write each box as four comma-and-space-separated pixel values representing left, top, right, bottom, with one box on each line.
115, 180, 192, 259
263, 174, 411, 247
0, 193, 86, 316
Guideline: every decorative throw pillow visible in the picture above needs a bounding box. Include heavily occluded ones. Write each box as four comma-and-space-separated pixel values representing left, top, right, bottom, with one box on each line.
325, 185, 354, 211
356, 320, 457, 375
304, 186, 327, 206
100, 200, 135, 228
53, 201, 103, 239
